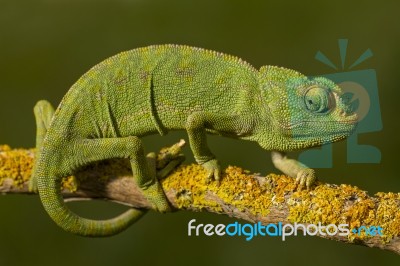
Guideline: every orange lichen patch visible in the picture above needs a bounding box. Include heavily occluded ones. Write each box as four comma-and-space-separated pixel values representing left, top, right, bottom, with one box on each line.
0, 145, 35, 187
162, 164, 272, 215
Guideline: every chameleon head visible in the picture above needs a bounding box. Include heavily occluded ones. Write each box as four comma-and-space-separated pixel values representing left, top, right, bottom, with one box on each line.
258, 66, 358, 151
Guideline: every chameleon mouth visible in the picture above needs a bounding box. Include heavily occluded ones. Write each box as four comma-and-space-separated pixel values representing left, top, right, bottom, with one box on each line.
288, 120, 358, 140
341, 119, 358, 125
283, 119, 358, 130
292, 130, 353, 139
340, 112, 358, 124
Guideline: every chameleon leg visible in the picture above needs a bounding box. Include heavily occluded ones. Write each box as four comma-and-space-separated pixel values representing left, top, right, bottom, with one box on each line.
271, 151, 316, 189
186, 112, 253, 182
75, 136, 170, 212
186, 112, 221, 181
29, 100, 55, 192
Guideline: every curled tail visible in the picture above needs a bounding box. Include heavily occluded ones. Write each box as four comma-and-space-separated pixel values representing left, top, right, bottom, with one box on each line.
33, 100, 146, 237
37, 172, 146, 237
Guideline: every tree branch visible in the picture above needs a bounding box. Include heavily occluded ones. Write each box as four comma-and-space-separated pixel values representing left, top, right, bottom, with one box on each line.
0, 143, 399, 254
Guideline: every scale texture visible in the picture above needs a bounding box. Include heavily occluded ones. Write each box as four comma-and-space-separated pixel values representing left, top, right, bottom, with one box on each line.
30, 45, 357, 236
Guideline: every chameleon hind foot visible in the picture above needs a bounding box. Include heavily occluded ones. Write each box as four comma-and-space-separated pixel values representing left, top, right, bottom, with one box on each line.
129, 137, 173, 213
140, 141, 186, 212
141, 180, 171, 213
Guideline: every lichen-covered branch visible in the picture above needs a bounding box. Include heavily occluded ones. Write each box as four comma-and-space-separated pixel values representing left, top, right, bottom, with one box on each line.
0, 143, 399, 255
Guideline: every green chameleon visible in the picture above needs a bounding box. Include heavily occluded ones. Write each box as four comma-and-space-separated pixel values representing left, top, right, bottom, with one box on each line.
29, 44, 357, 237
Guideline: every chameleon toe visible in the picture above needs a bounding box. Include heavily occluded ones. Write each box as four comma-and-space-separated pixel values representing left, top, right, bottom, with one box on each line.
141, 181, 171, 212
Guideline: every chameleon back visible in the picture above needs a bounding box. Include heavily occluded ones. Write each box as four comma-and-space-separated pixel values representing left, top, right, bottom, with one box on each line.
48, 45, 260, 140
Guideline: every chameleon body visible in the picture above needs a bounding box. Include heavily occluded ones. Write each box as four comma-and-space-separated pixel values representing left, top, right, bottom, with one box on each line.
30, 45, 357, 237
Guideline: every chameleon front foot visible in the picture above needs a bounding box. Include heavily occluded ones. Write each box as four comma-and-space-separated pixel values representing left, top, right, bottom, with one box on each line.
271, 151, 317, 190
201, 159, 222, 183
295, 168, 316, 190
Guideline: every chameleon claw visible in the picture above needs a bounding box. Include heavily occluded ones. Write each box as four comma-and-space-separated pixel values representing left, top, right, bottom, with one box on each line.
213, 168, 222, 186
206, 171, 214, 183
295, 168, 316, 190
201, 159, 222, 183
213, 166, 222, 182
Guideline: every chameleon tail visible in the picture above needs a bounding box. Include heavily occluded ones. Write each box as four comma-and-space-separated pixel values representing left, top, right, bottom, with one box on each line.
33, 100, 146, 236
37, 172, 146, 237
29, 100, 56, 192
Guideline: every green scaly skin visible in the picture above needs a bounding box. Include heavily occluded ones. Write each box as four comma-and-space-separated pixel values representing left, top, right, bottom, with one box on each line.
29, 45, 357, 237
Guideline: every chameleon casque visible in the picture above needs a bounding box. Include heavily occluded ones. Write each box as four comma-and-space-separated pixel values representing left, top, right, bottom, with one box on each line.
29, 44, 358, 237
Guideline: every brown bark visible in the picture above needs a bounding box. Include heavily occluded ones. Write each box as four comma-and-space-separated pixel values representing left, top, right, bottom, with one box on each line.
0, 143, 398, 255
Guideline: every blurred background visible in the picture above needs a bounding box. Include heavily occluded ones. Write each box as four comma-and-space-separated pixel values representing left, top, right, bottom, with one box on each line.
0, 0, 399, 265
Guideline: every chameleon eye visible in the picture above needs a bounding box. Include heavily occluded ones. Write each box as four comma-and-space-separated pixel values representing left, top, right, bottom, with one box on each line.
304, 87, 333, 113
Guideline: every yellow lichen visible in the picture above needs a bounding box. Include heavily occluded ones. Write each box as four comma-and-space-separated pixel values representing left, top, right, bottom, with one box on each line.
373, 192, 400, 242
162, 164, 272, 216
0, 146, 35, 187
0, 145, 12, 152
286, 181, 400, 242
163, 164, 399, 243
1, 144, 399, 243
61, 175, 78, 192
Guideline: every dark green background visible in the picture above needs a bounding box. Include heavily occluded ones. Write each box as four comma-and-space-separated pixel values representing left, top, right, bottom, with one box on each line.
0, 0, 399, 265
